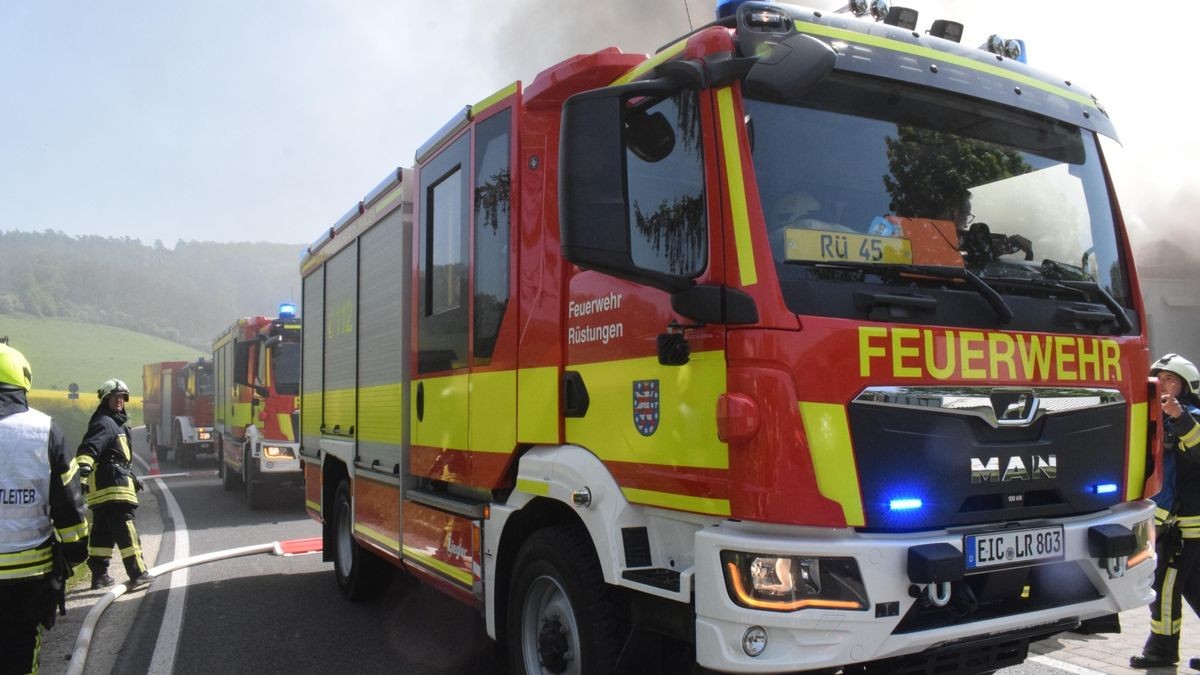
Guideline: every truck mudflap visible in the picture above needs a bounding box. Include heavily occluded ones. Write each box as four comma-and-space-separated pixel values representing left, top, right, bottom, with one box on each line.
693, 501, 1156, 672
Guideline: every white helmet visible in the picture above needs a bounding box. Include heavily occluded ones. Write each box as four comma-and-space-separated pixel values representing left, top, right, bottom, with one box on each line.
97, 378, 131, 401
1151, 353, 1200, 396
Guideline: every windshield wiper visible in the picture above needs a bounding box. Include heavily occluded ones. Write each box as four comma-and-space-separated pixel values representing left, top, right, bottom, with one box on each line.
1057, 280, 1135, 335
791, 261, 1014, 325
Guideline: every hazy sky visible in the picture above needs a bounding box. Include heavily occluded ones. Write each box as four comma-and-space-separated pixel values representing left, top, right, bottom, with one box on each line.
1, 1, 1190, 249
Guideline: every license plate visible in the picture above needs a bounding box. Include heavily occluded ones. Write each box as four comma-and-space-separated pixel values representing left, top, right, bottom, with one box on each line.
964, 525, 1064, 570
785, 228, 912, 264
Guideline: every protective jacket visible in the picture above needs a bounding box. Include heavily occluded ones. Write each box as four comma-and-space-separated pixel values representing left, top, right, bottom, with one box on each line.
77, 404, 139, 507
0, 390, 89, 581
1153, 395, 1200, 536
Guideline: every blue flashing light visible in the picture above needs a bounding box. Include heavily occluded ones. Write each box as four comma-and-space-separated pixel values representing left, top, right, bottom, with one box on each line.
1093, 483, 1118, 495
889, 498, 923, 512
279, 302, 297, 319
716, 0, 771, 20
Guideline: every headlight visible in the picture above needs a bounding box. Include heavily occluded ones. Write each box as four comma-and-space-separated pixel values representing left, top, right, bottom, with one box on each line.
262, 445, 295, 459
721, 551, 869, 612
197, 429, 212, 441
1128, 518, 1155, 569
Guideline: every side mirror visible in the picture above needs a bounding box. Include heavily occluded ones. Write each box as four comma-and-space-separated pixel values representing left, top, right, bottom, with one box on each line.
560, 77, 695, 293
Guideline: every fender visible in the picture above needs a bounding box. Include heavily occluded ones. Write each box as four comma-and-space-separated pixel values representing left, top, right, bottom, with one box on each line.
175, 415, 197, 443
486, 444, 713, 639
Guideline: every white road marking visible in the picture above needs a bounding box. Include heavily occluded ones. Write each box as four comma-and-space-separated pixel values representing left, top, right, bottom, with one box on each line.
1027, 654, 1104, 674
134, 446, 188, 674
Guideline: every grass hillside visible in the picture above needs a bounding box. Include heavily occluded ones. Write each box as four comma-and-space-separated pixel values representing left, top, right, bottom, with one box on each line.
1, 314, 202, 394
28, 389, 143, 451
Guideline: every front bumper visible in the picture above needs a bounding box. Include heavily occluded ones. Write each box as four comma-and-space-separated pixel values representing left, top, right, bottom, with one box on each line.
694, 500, 1155, 672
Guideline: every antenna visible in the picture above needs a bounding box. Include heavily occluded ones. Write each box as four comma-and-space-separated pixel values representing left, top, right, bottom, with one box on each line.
683, 0, 694, 30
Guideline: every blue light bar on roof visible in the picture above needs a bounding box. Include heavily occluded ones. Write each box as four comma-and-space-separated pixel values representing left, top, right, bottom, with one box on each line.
279, 303, 297, 319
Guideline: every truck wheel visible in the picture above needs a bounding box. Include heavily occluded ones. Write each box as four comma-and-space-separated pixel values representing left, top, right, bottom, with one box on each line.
220, 442, 240, 491
507, 526, 623, 675
333, 480, 391, 600
174, 429, 194, 467
244, 446, 268, 510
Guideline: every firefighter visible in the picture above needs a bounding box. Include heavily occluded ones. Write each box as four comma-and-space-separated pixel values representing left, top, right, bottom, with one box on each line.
77, 378, 152, 590
0, 343, 89, 675
1130, 353, 1200, 668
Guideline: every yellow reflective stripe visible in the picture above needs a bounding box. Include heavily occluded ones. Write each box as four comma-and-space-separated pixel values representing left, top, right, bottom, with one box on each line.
470, 370, 516, 454
276, 414, 295, 441
799, 402, 865, 527
412, 374, 469, 450
232, 401, 253, 427
87, 485, 138, 503
518, 366, 559, 444
403, 544, 473, 586
1178, 420, 1200, 448
621, 486, 730, 516
300, 392, 321, 436
305, 498, 321, 513
118, 435, 132, 462
472, 82, 518, 118
61, 457, 80, 486
0, 546, 52, 566
793, 20, 1095, 107
1127, 402, 1148, 500
89, 545, 113, 557
324, 388, 355, 432
57, 521, 89, 544
717, 87, 756, 287
355, 521, 400, 554
1162, 566, 1179, 634
0, 561, 52, 579
566, 351, 727, 468
516, 478, 550, 496
358, 383, 404, 444
1156, 507, 1172, 525
77, 455, 95, 469
611, 40, 687, 86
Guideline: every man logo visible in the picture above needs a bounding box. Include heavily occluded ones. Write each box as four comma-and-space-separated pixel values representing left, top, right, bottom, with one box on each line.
971, 455, 1057, 483
991, 390, 1038, 426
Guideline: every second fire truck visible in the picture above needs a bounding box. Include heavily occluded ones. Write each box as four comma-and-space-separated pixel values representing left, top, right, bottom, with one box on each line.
212, 307, 303, 509
142, 358, 215, 466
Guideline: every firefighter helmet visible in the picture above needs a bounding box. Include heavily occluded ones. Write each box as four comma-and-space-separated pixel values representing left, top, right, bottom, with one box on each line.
1151, 353, 1200, 396
97, 378, 131, 401
0, 343, 32, 391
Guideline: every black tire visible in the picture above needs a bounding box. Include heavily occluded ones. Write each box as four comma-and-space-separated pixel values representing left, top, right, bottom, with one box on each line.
333, 480, 391, 600
244, 446, 268, 510
174, 428, 194, 467
220, 441, 240, 491
507, 526, 624, 675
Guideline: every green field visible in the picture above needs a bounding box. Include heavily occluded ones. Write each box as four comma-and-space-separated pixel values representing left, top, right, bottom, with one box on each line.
1, 314, 202, 394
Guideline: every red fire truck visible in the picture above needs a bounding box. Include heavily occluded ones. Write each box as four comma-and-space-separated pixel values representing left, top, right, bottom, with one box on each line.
299, 2, 1158, 672
142, 359, 215, 466
212, 307, 303, 509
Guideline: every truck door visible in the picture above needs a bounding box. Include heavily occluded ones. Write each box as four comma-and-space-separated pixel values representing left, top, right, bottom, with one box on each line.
413, 130, 472, 482
413, 105, 518, 488
562, 89, 731, 515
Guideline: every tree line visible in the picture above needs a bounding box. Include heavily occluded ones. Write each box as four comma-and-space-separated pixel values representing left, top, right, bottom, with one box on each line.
0, 230, 303, 350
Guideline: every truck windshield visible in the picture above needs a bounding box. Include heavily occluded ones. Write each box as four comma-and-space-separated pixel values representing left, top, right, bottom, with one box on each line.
747, 75, 1131, 328
195, 368, 214, 396
271, 342, 300, 396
